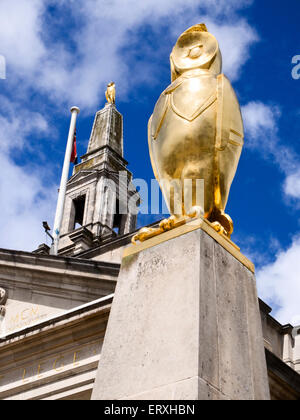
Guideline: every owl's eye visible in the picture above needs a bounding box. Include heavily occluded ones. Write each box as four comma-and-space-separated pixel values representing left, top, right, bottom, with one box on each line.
188, 45, 203, 59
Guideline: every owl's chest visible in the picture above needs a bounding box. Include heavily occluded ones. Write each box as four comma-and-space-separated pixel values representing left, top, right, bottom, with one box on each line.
151, 75, 217, 140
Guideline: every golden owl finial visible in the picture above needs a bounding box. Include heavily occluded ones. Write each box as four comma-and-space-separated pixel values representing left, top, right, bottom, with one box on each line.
183, 23, 208, 33
132, 24, 244, 245
105, 82, 116, 104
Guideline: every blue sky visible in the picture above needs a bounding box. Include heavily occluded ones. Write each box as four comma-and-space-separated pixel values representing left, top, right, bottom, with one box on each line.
0, 0, 299, 324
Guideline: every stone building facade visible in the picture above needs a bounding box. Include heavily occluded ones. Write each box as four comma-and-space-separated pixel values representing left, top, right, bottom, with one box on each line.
0, 102, 299, 400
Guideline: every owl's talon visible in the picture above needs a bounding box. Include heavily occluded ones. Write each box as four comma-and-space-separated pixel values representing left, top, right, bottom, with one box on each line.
131, 227, 162, 244
159, 215, 177, 231
208, 210, 233, 238
131, 234, 138, 244
186, 206, 203, 219
211, 221, 228, 237
132, 215, 186, 244
211, 221, 221, 232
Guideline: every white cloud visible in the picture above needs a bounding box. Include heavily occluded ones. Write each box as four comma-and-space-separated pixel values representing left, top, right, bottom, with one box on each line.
0, 0, 258, 109
242, 101, 300, 206
0, 0, 46, 72
242, 101, 279, 140
242, 101, 299, 175
49, 0, 257, 106
284, 171, 300, 199
0, 95, 48, 152
0, 152, 57, 251
257, 237, 300, 325
241, 101, 300, 325
202, 19, 258, 81
0, 97, 56, 251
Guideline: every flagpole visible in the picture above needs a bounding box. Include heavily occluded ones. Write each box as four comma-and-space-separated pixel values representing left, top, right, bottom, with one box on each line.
51, 106, 80, 256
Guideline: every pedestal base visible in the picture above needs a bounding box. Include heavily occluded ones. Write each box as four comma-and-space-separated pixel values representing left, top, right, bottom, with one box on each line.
92, 226, 270, 400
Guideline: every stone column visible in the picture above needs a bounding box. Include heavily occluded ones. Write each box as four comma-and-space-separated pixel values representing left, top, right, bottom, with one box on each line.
60, 196, 75, 235
123, 212, 137, 235
92, 222, 270, 400
85, 184, 96, 227
294, 330, 300, 374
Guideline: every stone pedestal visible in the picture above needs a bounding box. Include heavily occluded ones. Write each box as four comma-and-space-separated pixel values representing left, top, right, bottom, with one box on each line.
92, 221, 270, 400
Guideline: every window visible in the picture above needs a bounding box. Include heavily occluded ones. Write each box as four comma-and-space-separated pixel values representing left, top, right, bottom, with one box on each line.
73, 195, 86, 229
113, 199, 122, 235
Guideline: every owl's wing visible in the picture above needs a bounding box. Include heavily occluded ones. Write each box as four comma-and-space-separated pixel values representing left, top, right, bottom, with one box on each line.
148, 114, 160, 182
148, 114, 172, 214
216, 74, 244, 150
150, 92, 170, 140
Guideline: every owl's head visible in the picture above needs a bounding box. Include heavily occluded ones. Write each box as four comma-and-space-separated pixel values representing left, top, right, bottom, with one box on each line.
170, 24, 222, 82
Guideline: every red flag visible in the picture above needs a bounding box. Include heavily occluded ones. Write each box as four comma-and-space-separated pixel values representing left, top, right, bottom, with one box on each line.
70, 129, 78, 164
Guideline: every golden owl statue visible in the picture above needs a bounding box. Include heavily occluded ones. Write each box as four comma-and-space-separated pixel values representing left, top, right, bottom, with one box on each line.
105, 82, 116, 104
147, 23, 244, 238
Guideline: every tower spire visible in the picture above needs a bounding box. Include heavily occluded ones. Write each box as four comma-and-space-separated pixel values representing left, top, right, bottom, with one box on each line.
56, 86, 138, 256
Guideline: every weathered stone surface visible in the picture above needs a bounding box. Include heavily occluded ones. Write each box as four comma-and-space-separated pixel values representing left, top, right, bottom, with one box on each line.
266, 349, 300, 400
0, 296, 113, 400
92, 228, 270, 400
0, 249, 118, 336
294, 330, 300, 374
87, 103, 123, 157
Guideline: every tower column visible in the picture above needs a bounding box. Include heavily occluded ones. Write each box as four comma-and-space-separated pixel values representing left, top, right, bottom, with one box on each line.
85, 182, 97, 227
